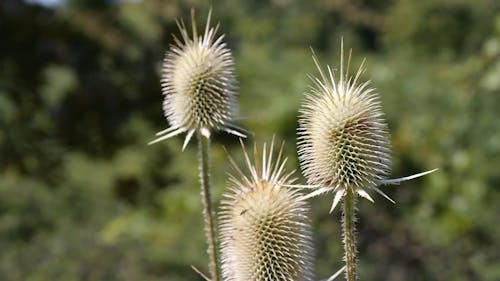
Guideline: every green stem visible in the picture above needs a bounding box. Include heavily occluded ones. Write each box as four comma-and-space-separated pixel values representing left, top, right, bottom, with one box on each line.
197, 131, 220, 281
342, 188, 357, 281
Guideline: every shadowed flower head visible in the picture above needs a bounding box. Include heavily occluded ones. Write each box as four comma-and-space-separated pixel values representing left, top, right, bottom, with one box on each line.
219, 139, 314, 281
149, 9, 245, 148
297, 41, 437, 212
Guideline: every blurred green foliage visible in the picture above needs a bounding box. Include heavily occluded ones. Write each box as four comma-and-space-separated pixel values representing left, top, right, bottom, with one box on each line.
1, 0, 499, 280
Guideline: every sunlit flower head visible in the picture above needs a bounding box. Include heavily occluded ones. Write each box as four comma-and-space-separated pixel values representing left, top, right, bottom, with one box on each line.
149, 9, 245, 148
219, 138, 314, 281
297, 40, 437, 212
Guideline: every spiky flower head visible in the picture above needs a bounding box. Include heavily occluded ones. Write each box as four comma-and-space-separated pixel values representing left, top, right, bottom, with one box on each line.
149, 9, 244, 148
219, 139, 314, 281
297, 41, 437, 212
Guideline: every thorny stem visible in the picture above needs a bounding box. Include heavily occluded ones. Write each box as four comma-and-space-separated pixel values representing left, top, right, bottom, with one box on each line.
197, 131, 220, 281
342, 188, 357, 281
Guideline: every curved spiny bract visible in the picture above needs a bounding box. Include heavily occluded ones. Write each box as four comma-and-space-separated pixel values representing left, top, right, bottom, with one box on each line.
297, 42, 391, 211
150, 9, 243, 146
219, 139, 314, 281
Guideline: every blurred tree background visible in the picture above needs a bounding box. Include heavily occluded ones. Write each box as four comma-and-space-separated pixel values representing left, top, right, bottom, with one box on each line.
1, 0, 499, 280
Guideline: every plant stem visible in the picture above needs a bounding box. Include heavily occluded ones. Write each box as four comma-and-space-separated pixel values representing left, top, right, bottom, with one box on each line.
342, 188, 357, 281
197, 131, 220, 281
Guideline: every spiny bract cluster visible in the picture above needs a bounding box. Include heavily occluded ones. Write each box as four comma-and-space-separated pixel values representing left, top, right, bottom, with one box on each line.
297, 43, 392, 212
219, 139, 314, 281
149, 10, 244, 147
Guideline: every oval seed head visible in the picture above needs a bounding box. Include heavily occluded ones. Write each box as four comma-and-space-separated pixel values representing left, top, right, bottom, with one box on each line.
297, 42, 391, 211
149, 9, 244, 147
219, 139, 314, 281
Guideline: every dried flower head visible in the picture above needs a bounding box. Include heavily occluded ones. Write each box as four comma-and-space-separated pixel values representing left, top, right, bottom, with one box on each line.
297, 41, 437, 212
149, 9, 245, 148
219, 139, 314, 281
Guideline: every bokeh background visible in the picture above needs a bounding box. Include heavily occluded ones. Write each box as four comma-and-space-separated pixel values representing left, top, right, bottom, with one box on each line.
1, 0, 500, 280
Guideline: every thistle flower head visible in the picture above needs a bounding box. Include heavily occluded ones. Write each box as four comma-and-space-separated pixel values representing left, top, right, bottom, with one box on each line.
298, 41, 438, 212
219, 139, 314, 281
298, 42, 390, 208
149, 9, 245, 148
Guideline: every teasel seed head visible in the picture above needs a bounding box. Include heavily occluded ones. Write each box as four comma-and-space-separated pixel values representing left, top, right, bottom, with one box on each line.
298, 40, 438, 212
219, 138, 314, 281
149, 9, 245, 148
